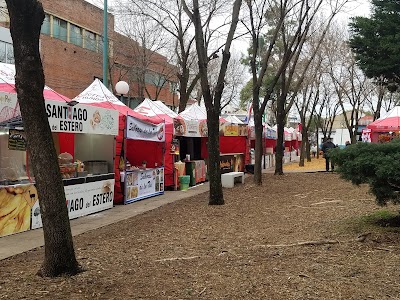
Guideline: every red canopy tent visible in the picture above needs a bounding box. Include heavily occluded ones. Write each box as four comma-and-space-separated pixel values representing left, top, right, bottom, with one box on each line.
0, 62, 78, 122
178, 105, 248, 172
367, 106, 400, 143
0, 63, 122, 169
133, 99, 177, 188
73, 80, 163, 203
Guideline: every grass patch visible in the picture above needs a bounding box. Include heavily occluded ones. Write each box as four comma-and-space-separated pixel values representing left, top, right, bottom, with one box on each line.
361, 210, 400, 228
339, 209, 400, 235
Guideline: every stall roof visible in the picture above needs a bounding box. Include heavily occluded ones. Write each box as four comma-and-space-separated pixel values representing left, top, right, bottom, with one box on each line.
367, 106, 400, 131
134, 99, 177, 123
224, 115, 243, 124
73, 79, 160, 124
0, 63, 72, 103
179, 104, 207, 120
179, 104, 227, 122
0, 63, 75, 124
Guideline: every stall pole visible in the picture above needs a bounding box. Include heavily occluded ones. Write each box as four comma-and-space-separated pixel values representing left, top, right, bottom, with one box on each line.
173, 153, 177, 191
123, 114, 128, 204
263, 124, 266, 169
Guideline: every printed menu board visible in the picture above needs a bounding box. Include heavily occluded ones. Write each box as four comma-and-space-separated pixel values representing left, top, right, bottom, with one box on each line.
8, 129, 27, 151
124, 167, 164, 204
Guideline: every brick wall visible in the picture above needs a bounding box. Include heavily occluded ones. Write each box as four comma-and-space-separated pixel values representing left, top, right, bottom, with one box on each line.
37, 0, 179, 107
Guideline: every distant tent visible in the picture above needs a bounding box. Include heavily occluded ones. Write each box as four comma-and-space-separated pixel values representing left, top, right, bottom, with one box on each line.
367, 106, 400, 131
224, 115, 243, 124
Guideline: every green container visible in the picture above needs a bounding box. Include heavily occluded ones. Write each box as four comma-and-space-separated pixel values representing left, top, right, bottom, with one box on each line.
185, 162, 196, 186
179, 175, 190, 191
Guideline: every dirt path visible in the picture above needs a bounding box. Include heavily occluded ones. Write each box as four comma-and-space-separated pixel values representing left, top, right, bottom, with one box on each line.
0, 173, 399, 299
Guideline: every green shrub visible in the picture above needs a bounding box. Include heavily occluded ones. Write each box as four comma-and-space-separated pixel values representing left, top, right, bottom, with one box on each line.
330, 139, 400, 206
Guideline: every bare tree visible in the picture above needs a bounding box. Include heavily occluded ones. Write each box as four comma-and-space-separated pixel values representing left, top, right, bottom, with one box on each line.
326, 36, 370, 144
5, 0, 80, 277
294, 54, 324, 166
182, 0, 242, 205
243, 0, 349, 182
315, 80, 340, 142
117, 0, 202, 111
110, 15, 177, 104
203, 51, 246, 109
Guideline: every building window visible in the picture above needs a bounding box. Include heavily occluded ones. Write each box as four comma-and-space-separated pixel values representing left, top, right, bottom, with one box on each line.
0, 42, 14, 64
97, 36, 103, 53
6, 43, 14, 64
0, 42, 6, 63
70, 24, 83, 47
41, 14, 51, 35
53, 17, 67, 42
84, 30, 97, 52
145, 72, 166, 87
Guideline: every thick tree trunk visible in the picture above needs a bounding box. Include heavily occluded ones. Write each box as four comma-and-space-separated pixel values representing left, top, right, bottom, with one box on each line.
299, 142, 305, 167
6, 0, 80, 277
274, 95, 285, 175
178, 74, 189, 113
316, 128, 320, 159
299, 126, 310, 166
306, 135, 311, 162
253, 111, 263, 185
206, 107, 224, 205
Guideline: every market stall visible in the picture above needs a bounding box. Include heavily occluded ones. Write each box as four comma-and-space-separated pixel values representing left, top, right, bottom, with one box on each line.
175, 105, 213, 185
122, 114, 165, 203
216, 122, 248, 173
72, 79, 160, 204
367, 106, 400, 143
133, 99, 177, 189
0, 64, 119, 237
248, 120, 277, 167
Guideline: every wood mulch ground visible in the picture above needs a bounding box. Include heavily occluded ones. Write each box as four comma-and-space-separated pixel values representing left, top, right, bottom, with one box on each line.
1, 170, 400, 299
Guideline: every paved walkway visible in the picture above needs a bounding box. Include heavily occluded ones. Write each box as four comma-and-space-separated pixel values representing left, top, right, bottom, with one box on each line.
0, 182, 209, 260
0, 164, 311, 260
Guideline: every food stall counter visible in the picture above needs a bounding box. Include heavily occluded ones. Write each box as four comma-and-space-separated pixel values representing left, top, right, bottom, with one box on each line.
124, 167, 164, 204
29, 172, 115, 230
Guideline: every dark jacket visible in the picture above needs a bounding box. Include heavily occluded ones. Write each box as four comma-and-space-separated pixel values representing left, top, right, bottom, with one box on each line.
321, 141, 336, 157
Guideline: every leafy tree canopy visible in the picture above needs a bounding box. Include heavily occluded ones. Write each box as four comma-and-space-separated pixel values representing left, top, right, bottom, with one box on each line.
349, 0, 400, 83
330, 139, 400, 206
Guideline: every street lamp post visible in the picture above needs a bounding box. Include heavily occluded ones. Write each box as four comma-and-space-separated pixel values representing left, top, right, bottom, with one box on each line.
115, 81, 129, 105
103, 0, 108, 88
340, 123, 344, 147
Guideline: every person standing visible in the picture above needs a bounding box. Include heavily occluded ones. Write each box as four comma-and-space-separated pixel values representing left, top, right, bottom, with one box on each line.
321, 137, 336, 172
311, 144, 317, 158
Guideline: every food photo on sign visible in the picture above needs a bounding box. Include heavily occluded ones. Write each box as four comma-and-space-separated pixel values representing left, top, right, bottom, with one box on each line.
173, 118, 186, 136
0, 184, 37, 237
170, 139, 180, 155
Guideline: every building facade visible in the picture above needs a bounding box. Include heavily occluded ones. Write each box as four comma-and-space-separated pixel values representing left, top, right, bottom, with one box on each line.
0, 0, 179, 109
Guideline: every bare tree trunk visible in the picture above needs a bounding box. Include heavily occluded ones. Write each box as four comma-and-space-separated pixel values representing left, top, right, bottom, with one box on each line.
6, 0, 80, 277
316, 127, 320, 159
253, 110, 263, 185
306, 135, 311, 162
374, 81, 384, 120
275, 94, 285, 175
299, 127, 310, 166
182, 0, 241, 205
207, 108, 223, 204
178, 71, 189, 113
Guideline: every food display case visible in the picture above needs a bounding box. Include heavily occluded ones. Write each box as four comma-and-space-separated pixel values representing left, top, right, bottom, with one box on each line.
0, 95, 119, 238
